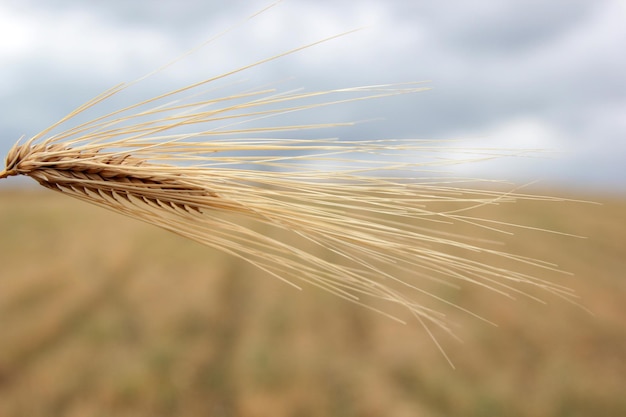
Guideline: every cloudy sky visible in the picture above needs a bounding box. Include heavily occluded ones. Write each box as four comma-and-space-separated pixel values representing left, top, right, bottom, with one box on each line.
1, 0, 624, 193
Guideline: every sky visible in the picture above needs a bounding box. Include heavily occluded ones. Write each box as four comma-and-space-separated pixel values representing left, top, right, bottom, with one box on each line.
1, 0, 624, 193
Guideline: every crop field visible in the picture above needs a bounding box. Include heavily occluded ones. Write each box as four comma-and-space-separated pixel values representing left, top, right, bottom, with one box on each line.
0, 188, 624, 417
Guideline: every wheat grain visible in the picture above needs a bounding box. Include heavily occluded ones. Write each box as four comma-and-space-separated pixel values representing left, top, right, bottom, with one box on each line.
0, 3, 582, 365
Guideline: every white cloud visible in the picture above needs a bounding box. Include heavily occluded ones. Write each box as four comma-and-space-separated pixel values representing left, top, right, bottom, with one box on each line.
480, 117, 565, 150
437, 117, 568, 181
0, 3, 176, 81
0, 5, 39, 61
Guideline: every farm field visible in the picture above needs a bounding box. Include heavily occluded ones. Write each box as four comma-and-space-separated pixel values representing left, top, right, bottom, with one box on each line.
0, 188, 624, 417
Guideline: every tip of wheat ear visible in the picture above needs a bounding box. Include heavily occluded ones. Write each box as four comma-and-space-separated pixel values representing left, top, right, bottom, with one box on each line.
2, 142, 248, 215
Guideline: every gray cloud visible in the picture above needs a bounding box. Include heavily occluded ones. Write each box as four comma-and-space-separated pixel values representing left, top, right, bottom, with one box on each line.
1, 0, 624, 192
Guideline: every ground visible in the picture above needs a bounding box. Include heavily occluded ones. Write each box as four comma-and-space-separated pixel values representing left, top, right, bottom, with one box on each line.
0, 188, 624, 417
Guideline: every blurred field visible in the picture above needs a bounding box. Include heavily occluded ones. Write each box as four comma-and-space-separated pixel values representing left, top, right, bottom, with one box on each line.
0, 188, 624, 417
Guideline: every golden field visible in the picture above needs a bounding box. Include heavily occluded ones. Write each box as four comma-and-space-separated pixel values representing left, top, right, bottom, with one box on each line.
0, 188, 624, 417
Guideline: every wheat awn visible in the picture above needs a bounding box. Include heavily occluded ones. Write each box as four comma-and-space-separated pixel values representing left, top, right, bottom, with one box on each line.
0, 4, 582, 365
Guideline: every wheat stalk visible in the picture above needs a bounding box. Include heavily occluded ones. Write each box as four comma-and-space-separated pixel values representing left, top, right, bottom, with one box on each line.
0, 4, 581, 365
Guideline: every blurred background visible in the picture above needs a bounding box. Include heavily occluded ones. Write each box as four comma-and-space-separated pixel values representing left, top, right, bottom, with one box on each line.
0, 1, 625, 416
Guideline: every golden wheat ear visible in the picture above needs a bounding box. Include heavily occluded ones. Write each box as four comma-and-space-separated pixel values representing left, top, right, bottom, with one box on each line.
0, 6, 584, 366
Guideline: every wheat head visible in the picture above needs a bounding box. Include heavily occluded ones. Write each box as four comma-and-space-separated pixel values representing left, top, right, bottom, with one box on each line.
0, 4, 581, 365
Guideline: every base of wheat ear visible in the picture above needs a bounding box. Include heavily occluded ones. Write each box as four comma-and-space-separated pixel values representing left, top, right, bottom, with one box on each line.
0, 9, 581, 364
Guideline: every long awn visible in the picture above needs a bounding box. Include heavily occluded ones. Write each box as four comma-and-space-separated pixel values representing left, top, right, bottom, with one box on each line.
0, 2, 582, 365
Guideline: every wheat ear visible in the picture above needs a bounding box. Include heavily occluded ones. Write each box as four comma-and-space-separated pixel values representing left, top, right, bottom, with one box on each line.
0, 13, 581, 366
